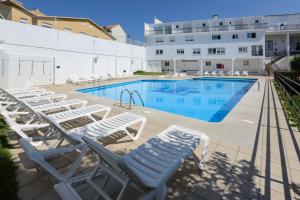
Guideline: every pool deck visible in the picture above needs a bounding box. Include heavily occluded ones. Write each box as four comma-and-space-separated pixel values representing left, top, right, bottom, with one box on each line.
9, 75, 300, 199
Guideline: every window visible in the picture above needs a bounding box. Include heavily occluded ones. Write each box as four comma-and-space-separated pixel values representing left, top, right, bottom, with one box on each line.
156, 37, 164, 43
202, 23, 206, 27
206, 61, 211, 66
175, 25, 179, 28
156, 49, 163, 55
185, 35, 194, 41
217, 48, 225, 54
170, 36, 175, 42
193, 48, 201, 55
216, 63, 224, 69
42, 22, 52, 28
232, 34, 239, 39
255, 19, 259, 24
208, 48, 225, 55
247, 32, 256, 38
212, 34, 221, 40
252, 45, 263, 56
64, 28, 72, 32
165, 62, 170, 66
19, 17, 28, 24
238, 46, 248, 53
219, 22, 223, 26
243, 60, 250, 66
177, 49, 184, 55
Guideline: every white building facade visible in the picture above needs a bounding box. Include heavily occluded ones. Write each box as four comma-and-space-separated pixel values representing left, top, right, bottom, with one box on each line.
144, 14, 300, 74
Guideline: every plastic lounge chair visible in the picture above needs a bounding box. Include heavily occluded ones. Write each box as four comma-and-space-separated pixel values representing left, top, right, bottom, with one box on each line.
226, 71, 233, 76
13, 91, 55, 99
47, 104, 111, 124
27, 99, 87, 112
1, 111, 49, 140
5, 87, 46, 95
234, 71, 240, 76
22, 94, 67, 103
242, 71, 248, 76
79, 74, 94, 82
69, 74, 86, 84
20, 138, 89, 181
204, 71, 209, 76
91, 74, 101, 81
218, 71, 224, 76
43, 112, 146, 142
54, 125, 209, 200
211, 71, 217, 76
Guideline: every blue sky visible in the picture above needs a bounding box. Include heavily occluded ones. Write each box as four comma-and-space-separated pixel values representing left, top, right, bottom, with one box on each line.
21, 0, 300, 41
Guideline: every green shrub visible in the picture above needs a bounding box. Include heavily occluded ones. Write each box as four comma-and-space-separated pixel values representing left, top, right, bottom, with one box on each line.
0, 148, 18, 200
290, 57, 300, 71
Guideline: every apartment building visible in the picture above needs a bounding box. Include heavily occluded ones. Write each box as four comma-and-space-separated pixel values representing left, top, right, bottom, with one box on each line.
0, 0, 114, 40
145, 14, 300, 74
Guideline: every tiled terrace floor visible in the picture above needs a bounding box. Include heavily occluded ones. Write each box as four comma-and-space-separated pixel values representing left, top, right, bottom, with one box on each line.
9, 78, 300, 199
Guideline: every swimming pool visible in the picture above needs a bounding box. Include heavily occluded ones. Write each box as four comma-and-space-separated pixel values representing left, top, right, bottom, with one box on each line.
78, 78, 256, 122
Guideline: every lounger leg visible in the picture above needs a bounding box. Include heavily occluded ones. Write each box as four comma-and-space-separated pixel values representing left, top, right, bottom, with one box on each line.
124, 119, 146, 141
155, 185, 167, 200
193, 137, 209, 170
102, 108, 111, 120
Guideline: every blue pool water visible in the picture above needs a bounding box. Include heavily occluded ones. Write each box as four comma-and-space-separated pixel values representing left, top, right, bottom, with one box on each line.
78, 78, 256, 122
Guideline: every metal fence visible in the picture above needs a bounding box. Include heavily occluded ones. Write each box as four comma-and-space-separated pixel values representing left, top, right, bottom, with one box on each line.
274, 71, 300, 128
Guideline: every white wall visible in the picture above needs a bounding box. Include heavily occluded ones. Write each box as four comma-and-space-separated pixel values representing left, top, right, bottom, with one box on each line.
0, 20, 146, 88
110, 25, 127, 43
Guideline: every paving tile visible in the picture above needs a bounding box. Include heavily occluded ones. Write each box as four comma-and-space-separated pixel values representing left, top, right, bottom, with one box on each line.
184, 192, 206, 200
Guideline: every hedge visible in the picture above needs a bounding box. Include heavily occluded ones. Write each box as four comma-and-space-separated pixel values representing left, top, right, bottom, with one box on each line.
0, 115, 19, 200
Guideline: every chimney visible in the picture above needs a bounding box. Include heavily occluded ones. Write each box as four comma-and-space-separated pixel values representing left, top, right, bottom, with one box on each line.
212, 15, 219, 20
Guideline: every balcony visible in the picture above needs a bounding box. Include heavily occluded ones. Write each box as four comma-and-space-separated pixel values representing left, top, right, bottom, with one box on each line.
145, 23, 300, 36
145, 23, 269, 35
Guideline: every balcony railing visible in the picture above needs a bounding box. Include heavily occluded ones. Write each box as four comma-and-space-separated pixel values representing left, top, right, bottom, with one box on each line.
145, 23, 300, 35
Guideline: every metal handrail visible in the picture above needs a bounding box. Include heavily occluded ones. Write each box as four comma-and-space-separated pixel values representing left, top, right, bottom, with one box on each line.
275, 72, 300, 96
120, 89, 133, 108
119, 89, 144, 109
131, 90, 145, 107
274, 72, 300, 128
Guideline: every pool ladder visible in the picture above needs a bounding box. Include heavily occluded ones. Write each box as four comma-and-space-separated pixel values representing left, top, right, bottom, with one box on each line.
120, 89, 144, 109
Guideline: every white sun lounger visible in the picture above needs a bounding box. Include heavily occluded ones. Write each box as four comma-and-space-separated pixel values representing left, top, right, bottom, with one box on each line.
226, 71, 232, 76
218, 71, 224, 76
204, 71, 209, 76
68, 74, 87, 84
13, 91, 55, 99
211, 71, 217, 76
22, 94, 67, 103
47, 104, 111, 124
5, 87, 46, 95
27, 99, 87, 112
1, 111, 49, 140
242, 71, 248, 76
43, 112, 146, 142
55, 125, 209, 200
20, 137, 89, 181
79, 74, 94, 82
234, 71, 241, 76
